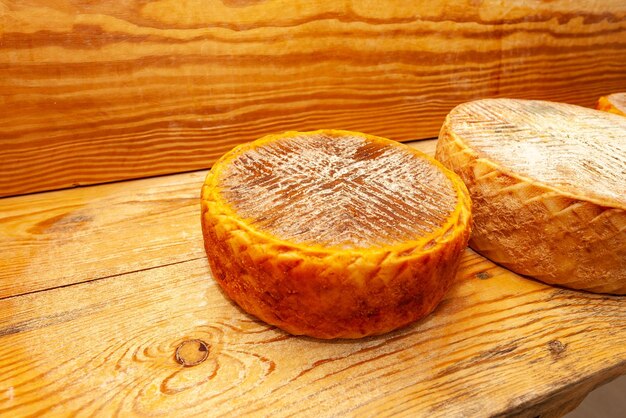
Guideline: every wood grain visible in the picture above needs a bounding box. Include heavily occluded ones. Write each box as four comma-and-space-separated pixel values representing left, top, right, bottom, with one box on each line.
1, 140, 625, 416
1, 246, 625, 416
0, 169, 207, 299
2, 0, 626, 197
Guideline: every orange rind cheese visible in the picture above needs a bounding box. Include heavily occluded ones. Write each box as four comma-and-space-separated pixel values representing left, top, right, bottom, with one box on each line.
597, 93, 626, 117
201, 129, 471, 339
436, 99, 626, 294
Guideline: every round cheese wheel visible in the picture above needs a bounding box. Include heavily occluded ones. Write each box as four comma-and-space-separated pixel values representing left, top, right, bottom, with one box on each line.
201, 129, 471, 339
597, 93, 626, 117
436, 99, 626, 294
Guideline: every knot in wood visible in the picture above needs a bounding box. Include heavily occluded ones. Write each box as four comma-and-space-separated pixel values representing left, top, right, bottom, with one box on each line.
547, 340, 567, 359
175, 339, 209, 367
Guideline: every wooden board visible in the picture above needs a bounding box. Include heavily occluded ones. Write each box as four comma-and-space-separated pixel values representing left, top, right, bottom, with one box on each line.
2, 0, 626, 197
1, 140, 625, 417
1, 254, 625, 417
0, 169, 207, 299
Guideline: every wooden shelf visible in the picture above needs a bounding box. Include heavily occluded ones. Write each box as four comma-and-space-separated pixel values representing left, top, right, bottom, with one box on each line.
3, 1, 626, 197
1, 140, 624, 417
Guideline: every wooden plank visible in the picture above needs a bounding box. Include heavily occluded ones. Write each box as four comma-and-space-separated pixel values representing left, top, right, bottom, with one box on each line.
1, 252, 624, 416
0, 139, 434, 300
0, 170, 207, 299
2, 0, 626, 197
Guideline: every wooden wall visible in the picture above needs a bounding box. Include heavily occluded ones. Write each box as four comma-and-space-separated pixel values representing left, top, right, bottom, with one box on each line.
1, 0, 625, 197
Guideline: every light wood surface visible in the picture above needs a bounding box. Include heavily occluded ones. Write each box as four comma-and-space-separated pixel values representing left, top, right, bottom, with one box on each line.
0, 169, 206, 299
1, 140, 625, 417
2, 0, 626, 197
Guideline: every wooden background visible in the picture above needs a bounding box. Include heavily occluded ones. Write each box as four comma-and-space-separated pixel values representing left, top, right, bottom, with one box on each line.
2, 0, 626, 197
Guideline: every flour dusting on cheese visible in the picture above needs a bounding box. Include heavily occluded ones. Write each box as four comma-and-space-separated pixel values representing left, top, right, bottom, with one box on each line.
219, 133, 457, 249
452, 99, 626, 204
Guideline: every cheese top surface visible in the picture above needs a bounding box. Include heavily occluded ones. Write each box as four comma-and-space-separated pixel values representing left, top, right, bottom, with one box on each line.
449, 99, 626, 205
217, 132, 458, 249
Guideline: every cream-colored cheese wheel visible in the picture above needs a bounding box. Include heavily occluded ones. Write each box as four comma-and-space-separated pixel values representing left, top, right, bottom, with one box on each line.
436, 99, 626, 294
597, 93, 626, 117
202, 129, 471, 339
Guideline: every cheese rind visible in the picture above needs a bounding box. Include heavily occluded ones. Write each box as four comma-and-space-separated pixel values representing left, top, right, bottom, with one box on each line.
436, 99, 626, 294
597, 93, 626, 117
202, 129, 472, 339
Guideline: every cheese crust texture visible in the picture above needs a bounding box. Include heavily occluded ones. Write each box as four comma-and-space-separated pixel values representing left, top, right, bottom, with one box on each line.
436, 99, 626, 294
201, 129, 472, 339
597, 93, 626, 117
